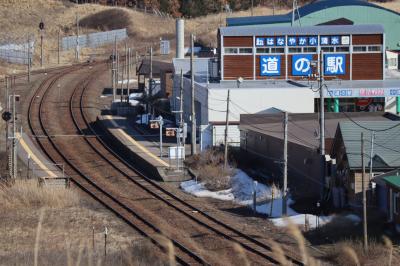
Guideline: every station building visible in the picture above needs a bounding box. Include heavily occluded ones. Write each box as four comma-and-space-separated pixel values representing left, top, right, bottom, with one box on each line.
172, 23, 400, 149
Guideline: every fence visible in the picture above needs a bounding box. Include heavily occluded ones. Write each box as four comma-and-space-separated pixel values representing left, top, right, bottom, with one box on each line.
0, 40, 35, 64
62, 28, 127, 51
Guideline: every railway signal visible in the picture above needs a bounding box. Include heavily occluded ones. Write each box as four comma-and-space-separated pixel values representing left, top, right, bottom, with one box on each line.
150, 121, 159, 129
2, 111, 11, 122
166, 128, 176, 137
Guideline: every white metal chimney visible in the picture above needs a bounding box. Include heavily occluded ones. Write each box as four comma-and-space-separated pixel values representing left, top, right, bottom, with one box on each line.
176, 19, 185, 58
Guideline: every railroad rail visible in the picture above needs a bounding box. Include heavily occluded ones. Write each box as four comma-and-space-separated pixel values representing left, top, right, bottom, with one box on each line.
27, 63, 304, 265
27, 65, 206, 265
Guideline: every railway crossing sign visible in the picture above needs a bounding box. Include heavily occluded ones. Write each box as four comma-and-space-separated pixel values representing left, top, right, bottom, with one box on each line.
2, 111, 11, 122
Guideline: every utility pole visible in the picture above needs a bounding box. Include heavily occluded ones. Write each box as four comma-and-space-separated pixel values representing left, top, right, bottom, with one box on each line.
40, 32, 44, 67
149, 46, 153, 114
112, 37, 117, 101
27, 39, 31, 83
224, 90, 231, 169
5, 77, 9, 171
12, 87, 17, 179
119, 52, 125, 103
282, 111, 288, 216
190, 34, 197, 155
369, 131, 375, 182
75, 13, 80, 61
58, 30, 60, 65
361, 132, 368, 252
179, 70, 184, 129
251, 0, 254, 16
125, 42, 128, 102
319, 50, 325, 199
127, 47, 131, 103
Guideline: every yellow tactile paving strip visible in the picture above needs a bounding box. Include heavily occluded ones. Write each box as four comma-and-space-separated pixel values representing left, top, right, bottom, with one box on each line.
103, 115, 169, 167
16, 133, 58, 178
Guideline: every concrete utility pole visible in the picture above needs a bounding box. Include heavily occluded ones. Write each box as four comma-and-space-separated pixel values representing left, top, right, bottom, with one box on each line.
5, 77, 9, 167
119, 52, 124, 103
179, 70, 184, 130
224, 90, 231, 169
125, 43, 129, 102
112, 37, 117, 101
12, 88, 17, 179
319, 50, 325, 199
190, 34, 197, 155
40, 32, 44, 67
27, 39, 31, 82
369, 131, 375, 182
361, 132, 368, 251
75, 13, 80, 61
58, 30, 60, 65
282, 111, 288, 216
150, 46, 153, 96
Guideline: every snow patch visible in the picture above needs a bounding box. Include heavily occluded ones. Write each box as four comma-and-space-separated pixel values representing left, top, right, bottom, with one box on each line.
181, 169, 357, 229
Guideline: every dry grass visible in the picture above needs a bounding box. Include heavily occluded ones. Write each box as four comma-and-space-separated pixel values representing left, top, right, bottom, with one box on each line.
0, 179, 80, 210
324, 238, 397, 266
0, 179, 166, 265
185, 148, 235, 190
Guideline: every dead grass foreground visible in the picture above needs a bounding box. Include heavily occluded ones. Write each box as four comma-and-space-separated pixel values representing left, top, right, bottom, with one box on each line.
185, 148, 235, 190
0, 179, 80, 210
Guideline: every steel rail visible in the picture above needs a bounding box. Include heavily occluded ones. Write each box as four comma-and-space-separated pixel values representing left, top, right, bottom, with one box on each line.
27, 65, 206, 266
75, 67, 304, 265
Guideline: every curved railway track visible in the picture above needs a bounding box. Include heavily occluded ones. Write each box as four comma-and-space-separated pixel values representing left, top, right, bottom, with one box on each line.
27, 63, 304, 265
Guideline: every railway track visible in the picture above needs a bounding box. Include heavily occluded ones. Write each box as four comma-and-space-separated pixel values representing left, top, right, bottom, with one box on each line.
27, 63, 304, 265
27, 65, 206, 265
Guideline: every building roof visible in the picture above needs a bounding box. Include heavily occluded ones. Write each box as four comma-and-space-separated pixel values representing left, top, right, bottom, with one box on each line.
226, 0, 400, 27
137, 59, 174, 77
219, 24, 384, 37
383, 175, 400, 190
239, 112, 398, 152
338, 121, 400, 170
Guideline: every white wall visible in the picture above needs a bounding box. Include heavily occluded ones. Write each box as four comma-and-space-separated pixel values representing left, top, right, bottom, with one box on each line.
207, 87, 315, 122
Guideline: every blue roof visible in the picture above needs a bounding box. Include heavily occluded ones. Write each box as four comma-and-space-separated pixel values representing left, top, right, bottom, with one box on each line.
226, 0, 400, 27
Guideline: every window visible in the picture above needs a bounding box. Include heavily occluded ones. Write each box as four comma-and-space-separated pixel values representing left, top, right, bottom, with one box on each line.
368, 46, 381, 52
336, 46, 350, 52
239, 48, 253, 54
256, 48, 270, 54
288, 47, 302, 53
271, 47, 285, 53
321, 47, 335, 52
394, 193, 400, 215
303, 47, 317, 53
353, 46, 367, 52
224, 48, 238, 54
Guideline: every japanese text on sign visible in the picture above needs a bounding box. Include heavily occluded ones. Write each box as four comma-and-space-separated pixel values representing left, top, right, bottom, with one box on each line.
260, 55, 281, 76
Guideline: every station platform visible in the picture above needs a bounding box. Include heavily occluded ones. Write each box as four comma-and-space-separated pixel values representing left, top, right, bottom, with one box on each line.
16, 132, 68, 186
97, 115, 190, 182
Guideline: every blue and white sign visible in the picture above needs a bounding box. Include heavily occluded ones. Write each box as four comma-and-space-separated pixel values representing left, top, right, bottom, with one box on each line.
276, 37, 285, 46
266, 37, 275, 46
308, 36, 318, 46
292, 55, 313, 76
330, 36, 340, 45
260, 55, 281, 76
298, 37, 308, 46
320, 36, 330, 45
288, 36, 297, 46
256, 37, 265, 47
324, 54, 346, 75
